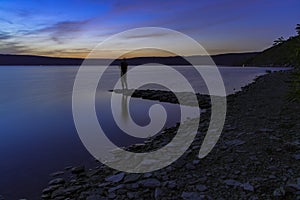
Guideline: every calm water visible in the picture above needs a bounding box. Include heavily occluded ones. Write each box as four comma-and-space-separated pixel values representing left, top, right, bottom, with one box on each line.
0, 66, 288, 199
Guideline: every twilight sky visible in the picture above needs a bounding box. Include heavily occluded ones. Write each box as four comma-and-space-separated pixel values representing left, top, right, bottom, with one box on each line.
0, 0, 299, 58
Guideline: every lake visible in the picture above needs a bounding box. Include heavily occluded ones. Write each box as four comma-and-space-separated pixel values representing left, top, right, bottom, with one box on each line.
0, 66, 288, 199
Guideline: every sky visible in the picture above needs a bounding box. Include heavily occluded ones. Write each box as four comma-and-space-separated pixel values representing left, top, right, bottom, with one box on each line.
0, 0, 299, 58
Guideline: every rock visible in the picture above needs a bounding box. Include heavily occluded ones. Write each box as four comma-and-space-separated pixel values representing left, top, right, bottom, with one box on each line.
258, 128, 273, 133
108, 184, 124, 193
167, 181, 177, 189
105, 172, 125, 183
123, 174, 141, 183
86, 195, 105, 200
225, 139, 245, 146
48, 178, 65, 186
63, 186, 83, 195
51, 188, 65, 198
42, 185, 60, 194
185, 163, 196, 170
71, 166, 85, 174
269, 175, 276, 179
193, 160, 200, 165
143, 173, 152, 178
0, 196, 4, 200
50, 171, 64, 177
285, 184, 300, 192
127, 192, 137, 199
196, 184, 208, 192
243, 182, 254, 191
273, 187, 285, 197
108, 193, 116, 199
138, 178, 161, 188
154, 188, 163, 200
224, 179, 242, 187
181, 192, 204, 200
64, 166, 72, 171
129, 183, 139, 189
293, 154, 300, 160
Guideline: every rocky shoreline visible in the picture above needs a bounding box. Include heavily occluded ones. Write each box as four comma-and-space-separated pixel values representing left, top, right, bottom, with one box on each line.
11, 70, 299, 200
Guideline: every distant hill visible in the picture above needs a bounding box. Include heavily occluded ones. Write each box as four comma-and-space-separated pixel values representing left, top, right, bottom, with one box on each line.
0, 52, 258, 66
246, 35, 300, 67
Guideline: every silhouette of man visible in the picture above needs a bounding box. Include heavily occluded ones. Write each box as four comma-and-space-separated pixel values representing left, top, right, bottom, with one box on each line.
120, 58, 128, 90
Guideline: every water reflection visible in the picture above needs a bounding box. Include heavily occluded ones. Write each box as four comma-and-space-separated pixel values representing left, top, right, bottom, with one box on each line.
121, 94, 129, 123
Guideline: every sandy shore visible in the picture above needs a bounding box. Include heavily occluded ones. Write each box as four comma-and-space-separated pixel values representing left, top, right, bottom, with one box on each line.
35, 69, 300, 199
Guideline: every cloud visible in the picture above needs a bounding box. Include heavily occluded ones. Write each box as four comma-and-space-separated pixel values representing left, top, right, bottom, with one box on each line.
124, 32, 169, 39
0, 17, 13, 24
31, 19, 91, 43
0, 32, 12, 40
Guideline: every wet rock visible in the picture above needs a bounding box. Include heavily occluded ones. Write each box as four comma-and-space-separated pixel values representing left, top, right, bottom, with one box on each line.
273, 187, 285, 197
196, 184, 208, 192
64, 166, 72, 171
108, 184, 124, 193
181, 192, 204, 200
98, 182, 111, 188
48, 178, 65, 186
50, 171, 64, 177
243, 182, 254, 191
154, 188, 163, 200
224, 179, 242, 187
143, 173, 152, 178
86, 195, 105, 200
123, 174, 141, 183
285, 184, 300, 192
167, 181, 177, 189
293, 154, 300, 160
63, 185, 83, 195
258, 128, 273, 133
71, 166, 85, 174
105, 172, 125, 183
138, 178, 161, 188
185, 163, 196, 170
193, 160, 200, 165
108, 193, 116, 199
42, 185, 60, 194
51, 188, 65, 198
127, 192, 137, 199
225, 139, 245, 146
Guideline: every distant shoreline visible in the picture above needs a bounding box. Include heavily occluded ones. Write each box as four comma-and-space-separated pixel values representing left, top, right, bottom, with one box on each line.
0, 52, 260, 66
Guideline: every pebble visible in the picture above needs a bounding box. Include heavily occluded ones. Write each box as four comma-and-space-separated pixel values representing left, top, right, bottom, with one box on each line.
86, 195, 104, 200
181, 192, 204, 200
105, 172, 125, 183
225, 139, 245, 146
224, 179, 242, 187
196, 184, 208, 192
123, 174, 141, 183
138, 178, 161, 188
50, 171, 64, 177
293, 154, 300, 160
154, 188, 163, 200
108, 184, 124, 193
48, 178, 65, 186
243, 183, 254, 191
71, 166, 85, 174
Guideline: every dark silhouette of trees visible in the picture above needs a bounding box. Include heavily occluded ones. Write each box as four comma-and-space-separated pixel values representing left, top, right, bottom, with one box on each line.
273, 37, 285, 46
296, 24, 300, 35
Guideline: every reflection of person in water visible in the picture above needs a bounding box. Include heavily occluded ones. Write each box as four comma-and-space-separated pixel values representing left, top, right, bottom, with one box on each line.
120, 58, 128, 90
121, 94, 129, 122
